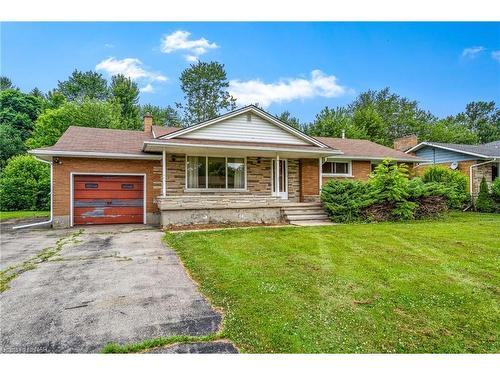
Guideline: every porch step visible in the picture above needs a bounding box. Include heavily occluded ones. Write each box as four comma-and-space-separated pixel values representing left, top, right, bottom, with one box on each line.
286, 214, 329, 221
289, 220, 336, 226
281, 204, 333, 226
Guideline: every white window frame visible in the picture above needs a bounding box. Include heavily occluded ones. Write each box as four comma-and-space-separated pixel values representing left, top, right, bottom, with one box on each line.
185, 155, 248, 192
321, 160, 352, 177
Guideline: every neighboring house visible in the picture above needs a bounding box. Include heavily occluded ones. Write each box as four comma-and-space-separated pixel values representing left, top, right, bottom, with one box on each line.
407, 141, 500, 196
29, 105, 424, 228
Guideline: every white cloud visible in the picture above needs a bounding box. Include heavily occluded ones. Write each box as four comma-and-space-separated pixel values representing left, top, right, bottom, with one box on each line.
95, 57, 167, 82
462, 46, 485, 58
229, 70, 349, 107
104, 43, 115, 48
139, 83, 154, 93
160, 30, 217, 61
492, 50, 500, 62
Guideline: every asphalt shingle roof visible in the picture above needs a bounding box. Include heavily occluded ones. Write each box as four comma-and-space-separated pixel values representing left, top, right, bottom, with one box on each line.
421, 141, 500, 158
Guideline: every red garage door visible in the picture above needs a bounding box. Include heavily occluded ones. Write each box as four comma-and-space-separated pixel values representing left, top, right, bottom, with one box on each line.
73, 175, 144, 225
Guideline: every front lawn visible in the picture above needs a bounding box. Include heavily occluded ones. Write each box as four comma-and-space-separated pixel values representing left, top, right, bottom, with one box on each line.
165, 212, 500, 353
0, 210, 49, 221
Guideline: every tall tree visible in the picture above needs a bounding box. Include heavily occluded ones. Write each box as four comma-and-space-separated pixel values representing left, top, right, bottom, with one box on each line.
304, 106, 365, 139
454, 101, 500, 144
0, 89, 43, 140
276, 111, 302, 130
110, 74, 141, 129
57, 70, 109, 101
421, 117, 479, 144
178, 61, 236, 125
349, 87, 436, 145
140, 104, 181, 127
0, 124, 25, 169
30, 87, 45, 98
0, 76, 17, 91
26, 99, 122, 149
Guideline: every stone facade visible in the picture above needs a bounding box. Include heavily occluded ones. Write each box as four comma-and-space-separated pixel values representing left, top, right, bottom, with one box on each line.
164, 155, 300, 201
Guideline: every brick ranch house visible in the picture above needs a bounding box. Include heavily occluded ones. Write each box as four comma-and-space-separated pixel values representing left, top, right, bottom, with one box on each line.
403, 138, 500, 196
29, 105, 425, 228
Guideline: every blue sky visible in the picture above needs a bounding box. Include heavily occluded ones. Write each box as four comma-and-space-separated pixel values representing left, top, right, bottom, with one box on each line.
1, 22, 499, 122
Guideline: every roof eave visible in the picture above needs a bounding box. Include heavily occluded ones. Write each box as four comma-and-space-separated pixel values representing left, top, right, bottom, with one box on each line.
28, 149, 162, 160
143, 140, 342, 155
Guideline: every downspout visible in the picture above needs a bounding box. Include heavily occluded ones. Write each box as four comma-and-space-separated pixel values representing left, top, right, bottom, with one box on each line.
469, 158, 497, 198
12, 157, 53, 229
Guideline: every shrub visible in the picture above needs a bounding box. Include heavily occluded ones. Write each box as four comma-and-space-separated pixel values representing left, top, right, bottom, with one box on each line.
492, 178, 500, 213
422, 166, 468, 209
475, 177, 495, 213
321, 179, 374, 223
0, 155, 50, 211
369, 160, 417, 220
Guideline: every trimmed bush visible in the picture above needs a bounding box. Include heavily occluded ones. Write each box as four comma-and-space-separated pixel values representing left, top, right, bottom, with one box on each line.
422, 166, 468, 209
492, 178, 500, 213
321, 179, 374, 223
321, 159, 453, 223
0, 155, 50, 211
475, 177, 495, 213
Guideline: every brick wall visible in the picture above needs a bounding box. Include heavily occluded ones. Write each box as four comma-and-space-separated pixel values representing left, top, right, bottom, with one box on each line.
53, 157, 161, 218
321, 160, 371, 185
394, 135, 418, 152
300, 158, 319, 201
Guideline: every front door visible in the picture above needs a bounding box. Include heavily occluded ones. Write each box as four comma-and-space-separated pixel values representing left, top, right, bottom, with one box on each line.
272, 159, 288, 199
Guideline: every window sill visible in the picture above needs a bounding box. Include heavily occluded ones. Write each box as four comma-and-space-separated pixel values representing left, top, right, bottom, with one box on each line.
322, 174, 353, 178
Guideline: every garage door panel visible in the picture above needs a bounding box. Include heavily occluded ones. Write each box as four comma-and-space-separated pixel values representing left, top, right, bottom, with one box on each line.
74, 190, 143, 199
74, 207, 144, 216
73, 175, 144, 225
74, 181, 144, 191
74, 214, 144, 225
74, 198, 144, 208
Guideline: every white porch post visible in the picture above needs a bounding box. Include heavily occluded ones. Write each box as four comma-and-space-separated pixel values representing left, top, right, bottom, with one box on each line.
276, 154, 280, 197
162, 149, 167, 197
319, 157, 323, 191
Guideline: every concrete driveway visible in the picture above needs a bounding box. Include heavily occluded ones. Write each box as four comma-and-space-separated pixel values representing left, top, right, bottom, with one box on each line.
0, 222, 229, 353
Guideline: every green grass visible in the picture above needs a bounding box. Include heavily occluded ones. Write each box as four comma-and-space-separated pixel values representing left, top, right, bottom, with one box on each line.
0, 210, 49, 221
165, 212, 500, 353
102, 334, 219, 353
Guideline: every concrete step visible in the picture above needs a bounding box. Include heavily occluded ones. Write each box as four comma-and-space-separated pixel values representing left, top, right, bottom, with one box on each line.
286, 214, 329, 221
282, 206, 323, 212
289, 220, 335, 226
279, 202, 322, 207
282, 209, 325, 216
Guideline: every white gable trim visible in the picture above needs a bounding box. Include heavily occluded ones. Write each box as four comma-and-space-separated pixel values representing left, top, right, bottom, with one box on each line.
407, 142, 489, 159
159, 106, 330, 148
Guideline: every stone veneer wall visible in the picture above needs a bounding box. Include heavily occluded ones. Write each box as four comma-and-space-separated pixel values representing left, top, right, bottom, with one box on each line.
163, 154, 300, 201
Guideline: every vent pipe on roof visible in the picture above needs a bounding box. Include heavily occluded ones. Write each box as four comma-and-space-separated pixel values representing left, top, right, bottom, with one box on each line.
143, 112, 153, 133
341, 129, 346, 139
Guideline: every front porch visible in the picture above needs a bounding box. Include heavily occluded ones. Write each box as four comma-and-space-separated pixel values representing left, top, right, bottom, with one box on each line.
156, 196, 328, 226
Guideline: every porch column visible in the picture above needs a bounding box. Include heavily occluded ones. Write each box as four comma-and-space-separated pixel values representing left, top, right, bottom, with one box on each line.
162, 149, 167, 197
276, 154, 280, 196
319, 157, 323, 191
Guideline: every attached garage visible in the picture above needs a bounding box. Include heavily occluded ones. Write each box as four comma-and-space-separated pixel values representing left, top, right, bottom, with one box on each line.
72, 174, 145, 225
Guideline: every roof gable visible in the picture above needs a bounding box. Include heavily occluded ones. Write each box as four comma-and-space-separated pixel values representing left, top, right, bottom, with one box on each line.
407, 141, 500, 159
158, 106, 328, 148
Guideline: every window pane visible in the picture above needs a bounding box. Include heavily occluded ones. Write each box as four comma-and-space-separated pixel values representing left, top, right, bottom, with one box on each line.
187, 156, 206, 188
227, 158, 245, 189
335, 162, 348, 174
371, 163, 379, 173
208, 157, 226, 188
322, 162, 333, 174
